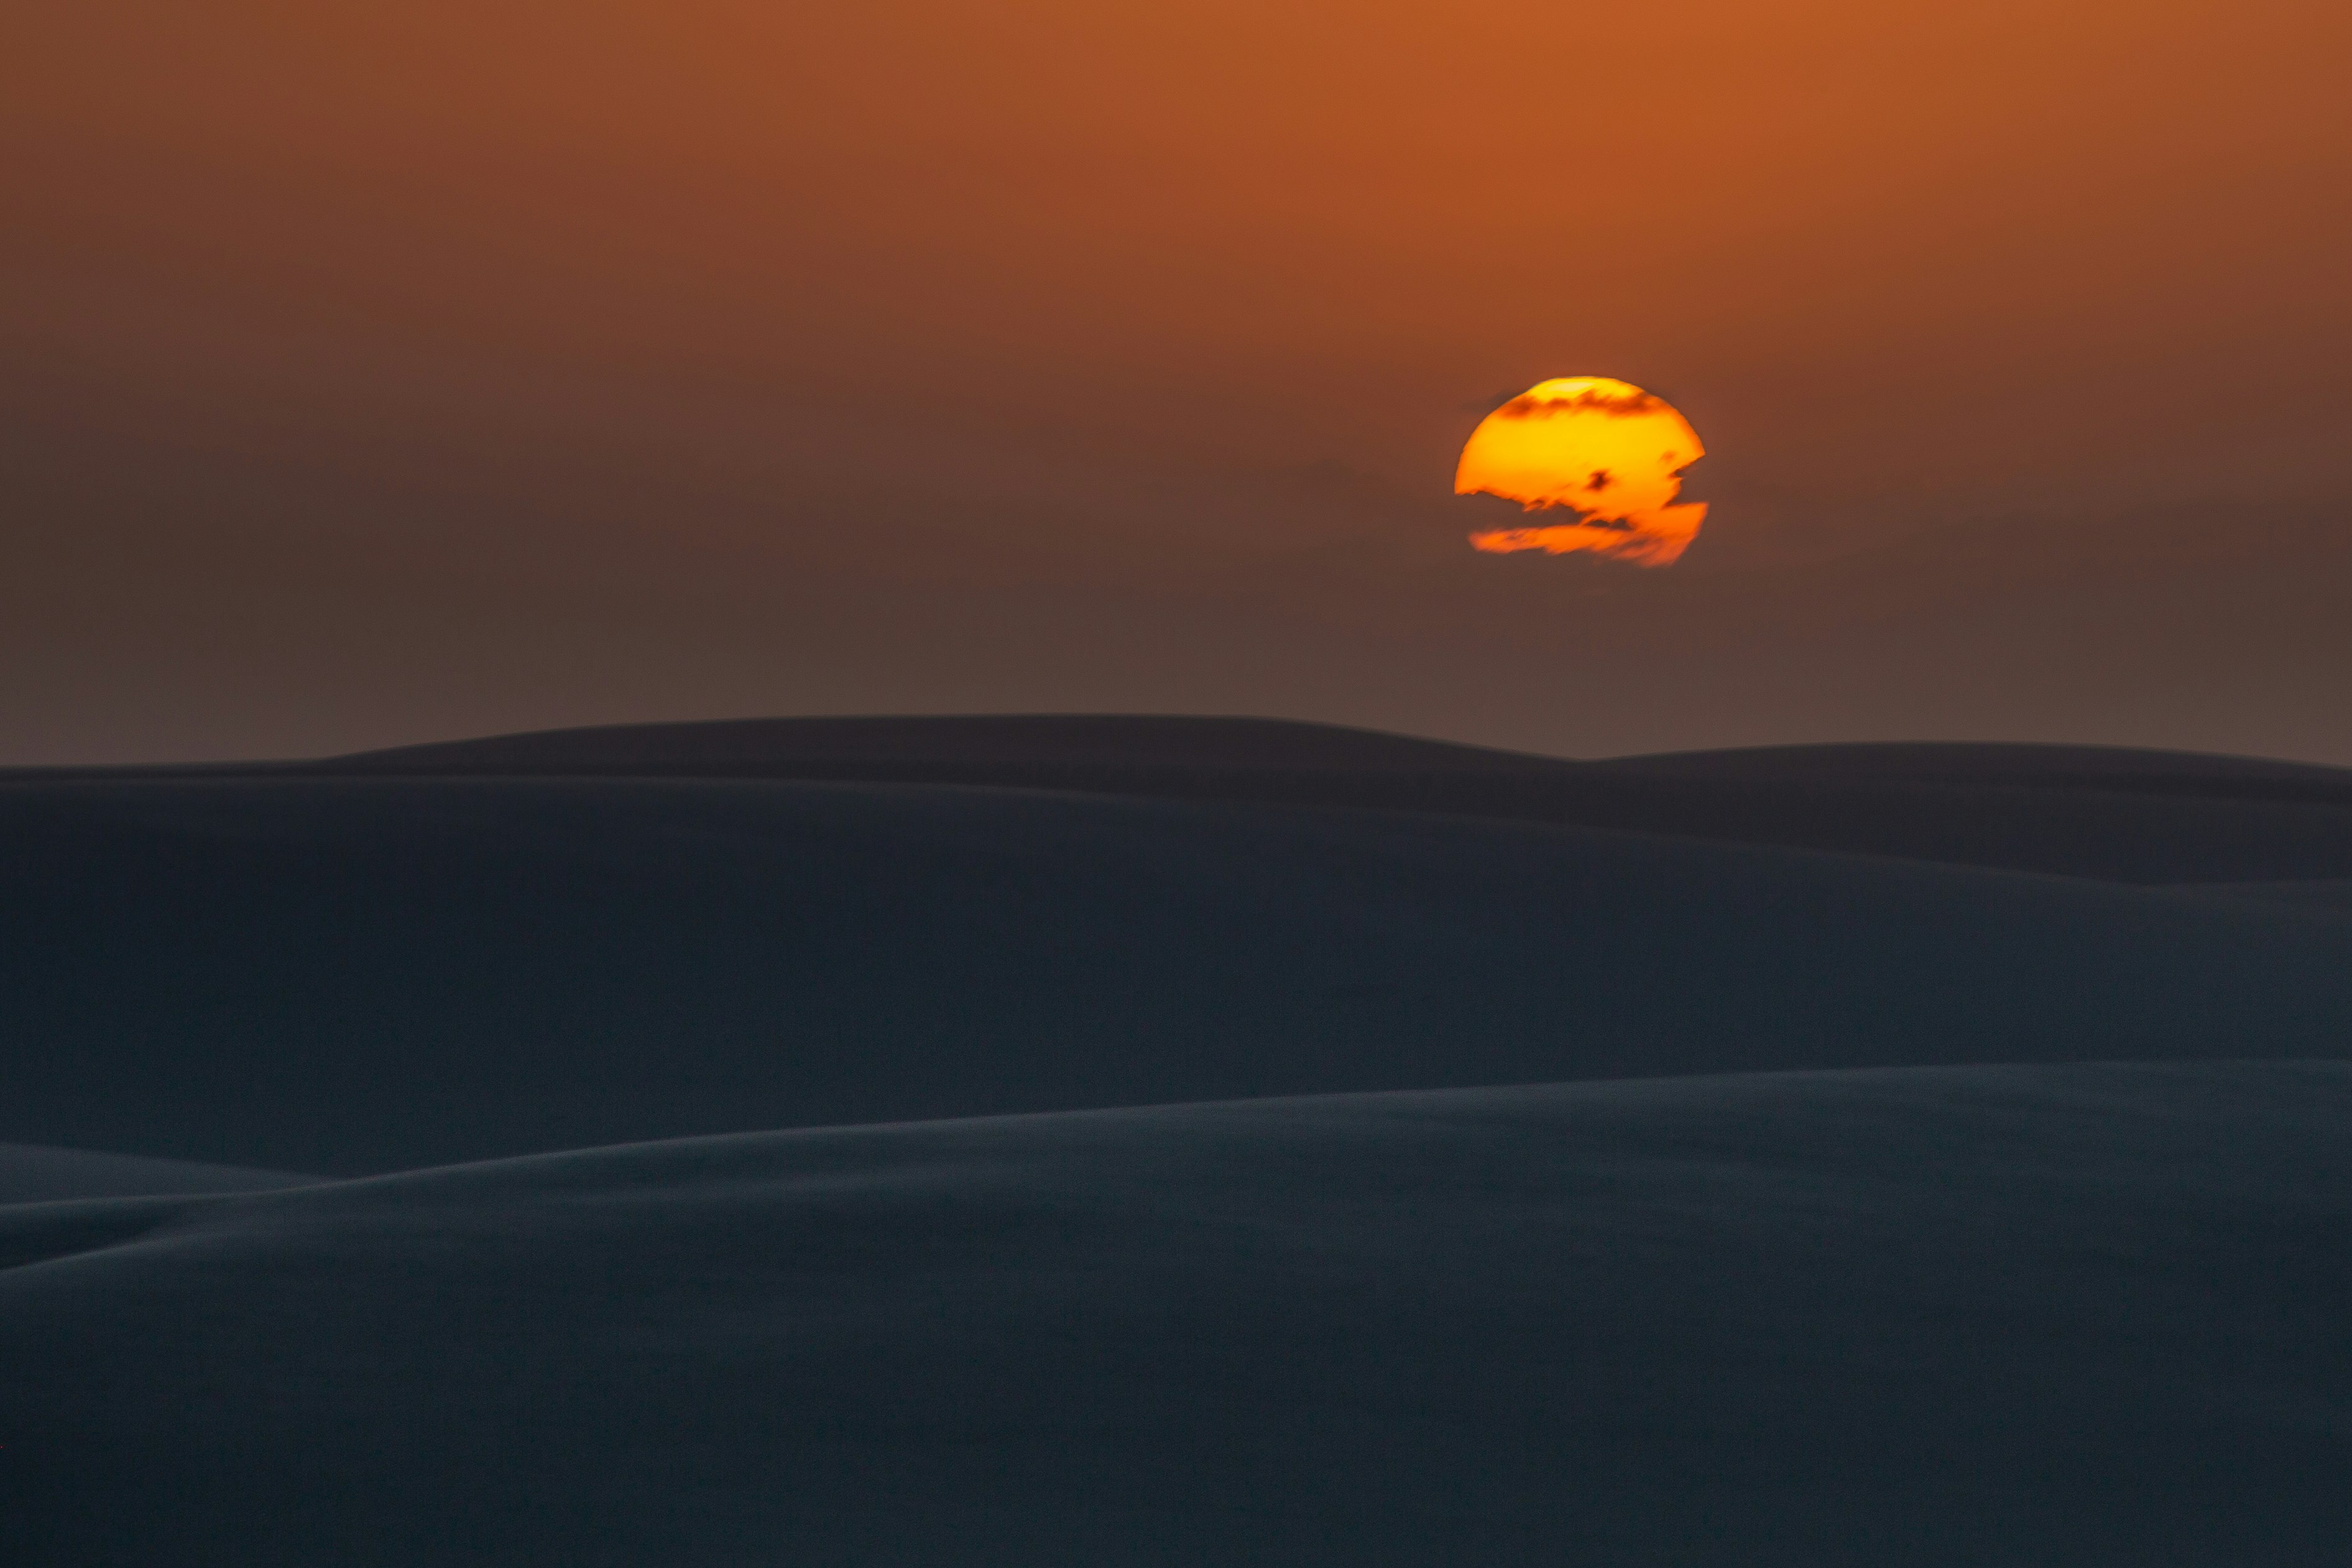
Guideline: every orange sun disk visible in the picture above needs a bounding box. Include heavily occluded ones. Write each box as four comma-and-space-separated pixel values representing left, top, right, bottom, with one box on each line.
1455, 377, 1707, 566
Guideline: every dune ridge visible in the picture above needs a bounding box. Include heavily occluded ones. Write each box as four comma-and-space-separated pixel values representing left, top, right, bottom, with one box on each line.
16, 716, 2352, 881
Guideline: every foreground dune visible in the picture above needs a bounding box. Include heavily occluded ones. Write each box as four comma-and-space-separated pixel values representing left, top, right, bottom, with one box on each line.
5, 1063, 2346, 1566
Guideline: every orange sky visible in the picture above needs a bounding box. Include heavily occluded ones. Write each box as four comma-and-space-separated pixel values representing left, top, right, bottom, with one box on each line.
4, 1, 2349, 760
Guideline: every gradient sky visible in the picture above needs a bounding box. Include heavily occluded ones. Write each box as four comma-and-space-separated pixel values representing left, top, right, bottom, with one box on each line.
5, 0, 2349, 763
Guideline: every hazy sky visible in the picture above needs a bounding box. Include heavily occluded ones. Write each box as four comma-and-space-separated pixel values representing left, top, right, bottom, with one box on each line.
6, 1, 2348, 763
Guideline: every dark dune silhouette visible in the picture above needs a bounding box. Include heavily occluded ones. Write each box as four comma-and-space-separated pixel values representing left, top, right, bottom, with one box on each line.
1592, 738, 2352, 798
334, 713, 1571, 775
16, 716, 2352, 880
334, 716, 2352, 801
6, 1063, 2347, 1567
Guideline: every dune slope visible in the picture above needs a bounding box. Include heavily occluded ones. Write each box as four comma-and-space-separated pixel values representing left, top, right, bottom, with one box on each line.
9, 778, 2352, 1171
0, 1146, 314, 1204
4, 1063, 2346, 1567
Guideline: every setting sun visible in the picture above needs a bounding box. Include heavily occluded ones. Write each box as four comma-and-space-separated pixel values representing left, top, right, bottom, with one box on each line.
1455, 378, 1707, 567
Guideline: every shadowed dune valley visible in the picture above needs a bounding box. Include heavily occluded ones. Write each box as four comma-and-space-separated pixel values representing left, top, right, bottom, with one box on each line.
6, 716, 2352, 1564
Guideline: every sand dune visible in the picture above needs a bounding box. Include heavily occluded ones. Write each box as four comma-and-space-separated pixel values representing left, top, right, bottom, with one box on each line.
0, 1145, 314, 1204
323, 719, 2352, 878
333, 713, 1571, 775
1595, 737, 2352, 796
2179, 879, 2352, 912
5, 1063, 2346, 1566
9, 776, 2352, 1172
333, 717, 2352, 800
7, 721, 2349, 1562
20, 718, 2352, 880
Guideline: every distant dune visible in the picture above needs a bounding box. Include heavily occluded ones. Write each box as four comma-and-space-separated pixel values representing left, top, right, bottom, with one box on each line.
22, 714, 2352, 881
5, 1063, 2347, 1566
332, 713, 1573, 775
